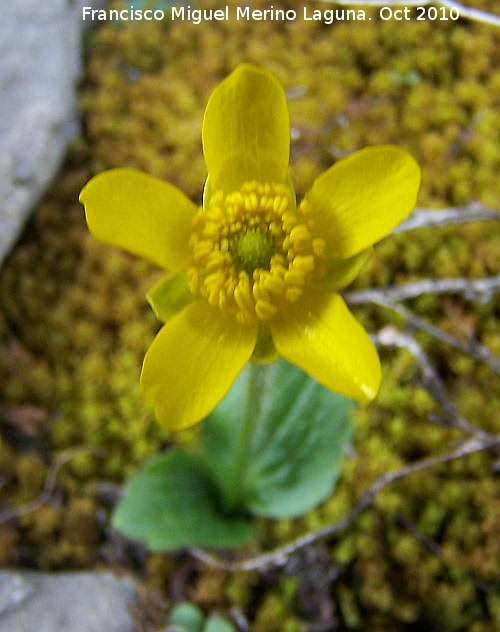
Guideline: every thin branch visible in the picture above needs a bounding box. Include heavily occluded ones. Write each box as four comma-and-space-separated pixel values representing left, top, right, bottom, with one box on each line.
190, 434, 500, 572
0, 448, 104, 523
344, 274, 500, 304
344, 194, 500, 372
394, 203, 500, 234
373, 326, 494, 439
367, 299, 500, 373
396, 512, 442, 557
321, 0, 500, 27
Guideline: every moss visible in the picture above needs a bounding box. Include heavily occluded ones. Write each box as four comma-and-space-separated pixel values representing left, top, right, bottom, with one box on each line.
80, 0, 500, 209
0, 151, 170, 479
253, 593, 294, 632
0, 523, 19, 566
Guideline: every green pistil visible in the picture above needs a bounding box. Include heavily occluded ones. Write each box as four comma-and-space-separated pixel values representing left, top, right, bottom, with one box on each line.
234, 229, 274, 275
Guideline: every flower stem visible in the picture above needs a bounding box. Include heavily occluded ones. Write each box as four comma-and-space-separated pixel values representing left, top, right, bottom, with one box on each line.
225, 363, 265, 512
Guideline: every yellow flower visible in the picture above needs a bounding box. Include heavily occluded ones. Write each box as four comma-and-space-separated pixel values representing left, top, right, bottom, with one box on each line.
80, 64, 420, 431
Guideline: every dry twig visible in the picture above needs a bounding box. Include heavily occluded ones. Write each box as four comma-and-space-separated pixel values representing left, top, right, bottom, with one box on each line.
0, 448, 104, 523
347, 293, 500, 373
344, 274, 500, 305
395, 204, 500, 234
373, 327, 495, 439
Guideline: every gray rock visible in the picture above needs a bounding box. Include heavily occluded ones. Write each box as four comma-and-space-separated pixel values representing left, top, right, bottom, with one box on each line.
0, 0, 105, 268
0, 570, 138, 632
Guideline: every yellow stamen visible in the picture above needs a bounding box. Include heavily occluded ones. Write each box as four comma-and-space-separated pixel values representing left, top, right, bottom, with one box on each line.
188, 181, 325, 323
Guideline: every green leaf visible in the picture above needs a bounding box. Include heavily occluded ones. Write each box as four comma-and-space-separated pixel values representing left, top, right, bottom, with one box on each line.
204, 615, 237, 632
168, 602, 204, 632
201, 360, 355, 518
112, 449, 255, 550
166, 603, 236, 632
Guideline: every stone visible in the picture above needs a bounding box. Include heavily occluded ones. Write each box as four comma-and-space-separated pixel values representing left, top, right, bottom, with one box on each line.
0, 570, 138, 632
0, 1, 105, 268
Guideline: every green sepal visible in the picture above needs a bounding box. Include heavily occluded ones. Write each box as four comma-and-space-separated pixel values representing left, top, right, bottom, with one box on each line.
322, 248, 373, 291
250, 325, 279, 363
146, 273, 194, 323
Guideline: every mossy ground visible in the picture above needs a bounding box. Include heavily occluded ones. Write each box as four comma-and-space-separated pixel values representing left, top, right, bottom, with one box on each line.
1, 1, 499, 630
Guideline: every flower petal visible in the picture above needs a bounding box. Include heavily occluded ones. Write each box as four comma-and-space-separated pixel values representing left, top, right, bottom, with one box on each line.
80, 168, 197, 272
271, 288, 380, 403
146, 273, 195, 323
141, 301, 257, 430
202, 64, 290, 195
305, 146, 420, 258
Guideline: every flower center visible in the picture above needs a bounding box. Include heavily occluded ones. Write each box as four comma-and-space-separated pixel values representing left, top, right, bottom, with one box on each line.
234, 229, 274, 274
188, 181, 325, 324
